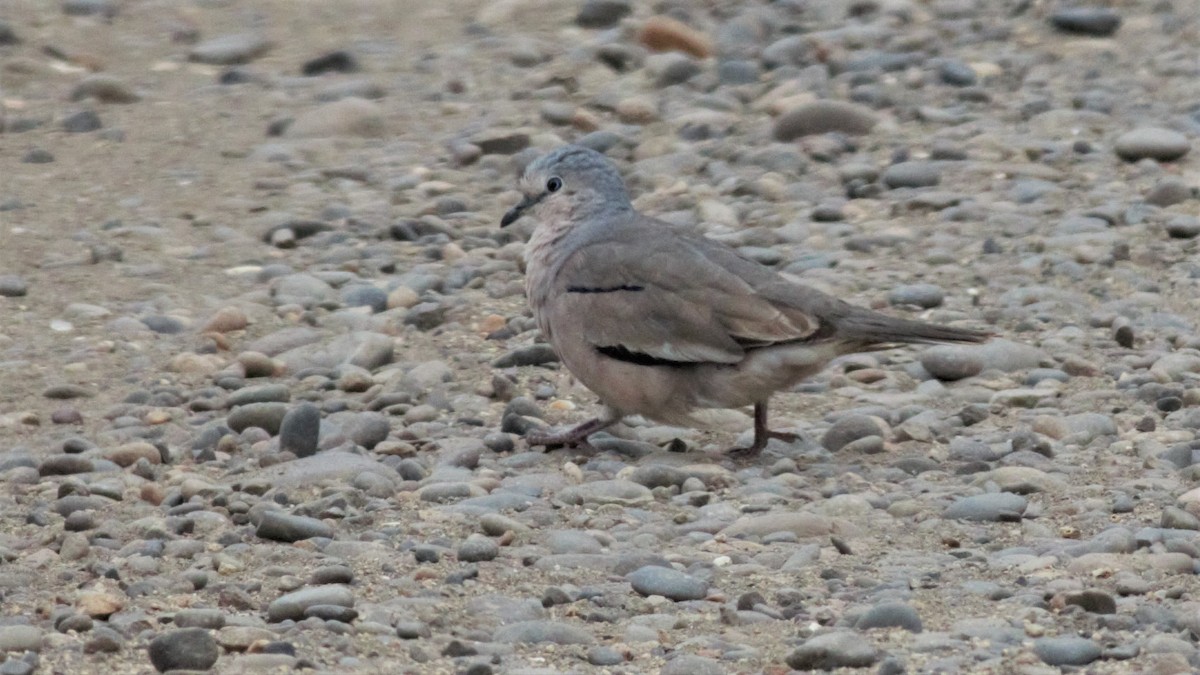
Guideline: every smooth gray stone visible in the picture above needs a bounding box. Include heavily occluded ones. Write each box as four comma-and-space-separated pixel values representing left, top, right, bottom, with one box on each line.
626, 565, 708, 601
279, 403, 321, 457
944, 493, 1027, 521
256, 511, 334, 542
857, 602, 923, 632
493, 620, 593, 645
147, 628, 219, 672
787, 631, 880, 670
1033, 636, 1101, 666
267, 586, 354, 622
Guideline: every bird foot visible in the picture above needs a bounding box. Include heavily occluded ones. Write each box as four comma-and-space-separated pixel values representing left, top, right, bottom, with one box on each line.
525, 416, 611, 452
727, 429, 800, 459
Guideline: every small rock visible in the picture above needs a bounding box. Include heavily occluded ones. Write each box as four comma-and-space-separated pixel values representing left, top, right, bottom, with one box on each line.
888, 284, 944, 309
472, 130, 530, 155
661, 654, 725, 675
279, 404, 321, 458
458, 535, 499, 562
944, 493, 1027, 522
822, 415, 889, 451
71, 74, 140, 103
1114, 127, 1190, 162
301, 50, 359, 75
1146, 178, 1192, 207
226, 402, 289, 435
287, 98, 386, 138
1064, 590, 1116, 614
576, 0, 630, 29
921, 346, 984, 381
0, 626, 42, 652
787, 631, 880, 670
256, 511, 334, 542
627, 565, 708, 601
62, 111, 102, 133
493, 621, 593, 645
22, 149, 54, 164
857, 602, 923, 632
1050, 8, 1121, 36
267, 586, 354, 623
883, 161, 941, 189
1033, 636, 1101, 666
148, 628, 219, 673
0, 276, 28, 297
773, 101, 878, 140
189, 33, 272, 65
638, 16, 711, 58
1165, 216, 1200, 240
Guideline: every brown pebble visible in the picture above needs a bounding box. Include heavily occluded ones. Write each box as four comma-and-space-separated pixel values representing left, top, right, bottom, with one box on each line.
637, 16, 712, 59
204, 306, 249, 333
140, 483, 166, 505
238, 351, 282, 377
105, 441, 161, 467
77, 591, 123, 619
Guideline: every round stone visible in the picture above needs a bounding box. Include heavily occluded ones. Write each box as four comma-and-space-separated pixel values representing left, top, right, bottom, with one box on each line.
147, 628, 219, 672
1114, 127, 1190, 162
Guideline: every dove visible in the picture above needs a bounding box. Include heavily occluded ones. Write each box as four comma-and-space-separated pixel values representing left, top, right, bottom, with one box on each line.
501, 145, 989, 456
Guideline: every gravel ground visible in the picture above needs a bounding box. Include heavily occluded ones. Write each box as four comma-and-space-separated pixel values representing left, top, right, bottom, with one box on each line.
2, 0, 1200, 673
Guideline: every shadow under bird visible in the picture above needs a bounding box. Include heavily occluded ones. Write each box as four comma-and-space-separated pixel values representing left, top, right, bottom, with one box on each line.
501, 145, 990, 456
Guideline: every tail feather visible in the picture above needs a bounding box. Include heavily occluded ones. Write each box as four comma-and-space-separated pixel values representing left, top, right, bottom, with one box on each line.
837, 310, 991, 346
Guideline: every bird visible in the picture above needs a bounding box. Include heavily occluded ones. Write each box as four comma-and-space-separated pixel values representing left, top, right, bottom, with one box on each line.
500, 144, 990, 457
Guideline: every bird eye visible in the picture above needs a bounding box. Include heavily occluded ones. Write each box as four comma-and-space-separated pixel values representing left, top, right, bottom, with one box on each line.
546, 176, 563, 193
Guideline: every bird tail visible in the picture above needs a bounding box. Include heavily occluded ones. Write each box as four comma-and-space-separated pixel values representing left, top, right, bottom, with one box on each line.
838, 310, 991, 347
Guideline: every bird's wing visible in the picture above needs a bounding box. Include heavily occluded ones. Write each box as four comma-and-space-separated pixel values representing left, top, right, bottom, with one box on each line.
551, 223, 823, 365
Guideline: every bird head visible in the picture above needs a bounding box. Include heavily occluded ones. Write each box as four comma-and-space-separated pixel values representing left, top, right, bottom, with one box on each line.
500, 145, 631, 228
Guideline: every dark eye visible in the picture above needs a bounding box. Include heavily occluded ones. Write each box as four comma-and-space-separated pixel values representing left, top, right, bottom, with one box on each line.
546, 176, 563, 193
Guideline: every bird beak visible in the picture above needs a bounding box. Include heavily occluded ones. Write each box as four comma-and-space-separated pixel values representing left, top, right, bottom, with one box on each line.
500, 193, 540, 228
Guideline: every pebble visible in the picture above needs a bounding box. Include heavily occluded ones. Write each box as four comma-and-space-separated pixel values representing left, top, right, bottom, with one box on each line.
457, 535, 499, 562
279, 403, 321, 457
883, 162, 941, 189
661, 654, 725, 675
1164, 216, 1200, 240
148, 628, 219, 673
921, 346, 984, 381
626, 565, 708, 601
943, 493, 1027, 521
62, 111, 102, 133
1050, 8, 1122, 36
0, 276, 28, 297
1033, 636, 1102, 666
576, 0, 630, 29
0, 626, 42, 652
226, 402, 289, 434
822, 415, 889, 452
888, 283, 944, 309
71, 74, 140, 103
787, 632, 880, 670
773, 101, 878, 140
857, 602, 923, 633
638, 16, 711, 59
267, 586, 354, 623
287, 98, 386, 138
256, 511, 334, 542
189, 33, 272, 64
1114, 128, 1190, 162
493, 621, 593, 645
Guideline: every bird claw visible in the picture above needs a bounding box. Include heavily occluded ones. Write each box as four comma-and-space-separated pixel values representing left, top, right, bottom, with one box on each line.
727, 429, 801, 459
525, 428, 597, 453
524, 415, 616, 452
